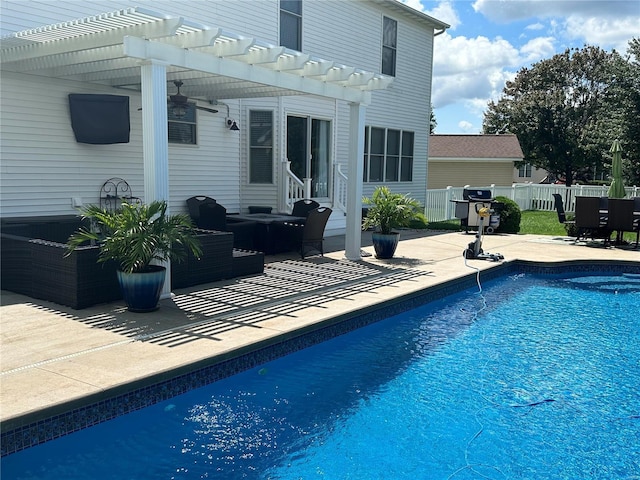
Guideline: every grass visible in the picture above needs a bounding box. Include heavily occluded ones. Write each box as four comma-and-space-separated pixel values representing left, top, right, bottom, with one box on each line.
427, 210, 638, 242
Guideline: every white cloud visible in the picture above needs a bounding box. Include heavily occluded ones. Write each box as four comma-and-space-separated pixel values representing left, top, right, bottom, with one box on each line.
565, 16, 638, 53
471, 0, 639, 53
432, 32, 520, 108
400, 0, 460, 29
458, 120, 475, 132
425, 1, 460, 29
525, 22, 545, 31
472, 0, 639, 23
519, 36, 557, 63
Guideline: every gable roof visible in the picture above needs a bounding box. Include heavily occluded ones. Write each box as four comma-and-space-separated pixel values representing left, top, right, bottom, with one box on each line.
429, 134, 524, 160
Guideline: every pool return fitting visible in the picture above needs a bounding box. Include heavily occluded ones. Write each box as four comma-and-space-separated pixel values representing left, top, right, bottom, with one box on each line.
463, 205, 504, 262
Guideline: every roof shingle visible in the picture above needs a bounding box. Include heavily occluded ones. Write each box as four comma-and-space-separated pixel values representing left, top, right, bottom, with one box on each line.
429, 134, 523, 159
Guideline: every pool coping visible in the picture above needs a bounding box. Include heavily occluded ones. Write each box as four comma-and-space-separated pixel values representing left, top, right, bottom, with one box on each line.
2, 259, 640, 456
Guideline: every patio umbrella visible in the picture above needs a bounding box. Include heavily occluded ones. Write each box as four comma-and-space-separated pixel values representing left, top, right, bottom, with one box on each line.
607, 139, 626, 199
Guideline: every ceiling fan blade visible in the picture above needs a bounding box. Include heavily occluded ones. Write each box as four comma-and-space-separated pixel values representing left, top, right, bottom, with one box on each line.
196, 106, 219, 114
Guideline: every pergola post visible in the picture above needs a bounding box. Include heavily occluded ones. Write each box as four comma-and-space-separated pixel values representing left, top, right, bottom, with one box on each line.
344, 102, 366, 260
140, 61, 172, 298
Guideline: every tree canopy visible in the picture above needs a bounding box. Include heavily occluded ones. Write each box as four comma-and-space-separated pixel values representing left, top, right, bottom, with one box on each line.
483, 40, 639, 186
430, 104, 437, 134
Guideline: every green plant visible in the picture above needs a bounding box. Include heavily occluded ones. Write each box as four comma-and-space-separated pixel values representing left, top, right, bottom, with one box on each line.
67, 200, 202, 274
362, 186, 424, 234
494, 196, 521, 234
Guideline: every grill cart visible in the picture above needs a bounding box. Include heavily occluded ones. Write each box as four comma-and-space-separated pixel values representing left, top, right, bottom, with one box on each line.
452, 188, 502, 234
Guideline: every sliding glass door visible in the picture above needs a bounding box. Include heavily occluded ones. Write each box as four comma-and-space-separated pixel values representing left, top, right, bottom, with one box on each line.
286, 115, 331, 199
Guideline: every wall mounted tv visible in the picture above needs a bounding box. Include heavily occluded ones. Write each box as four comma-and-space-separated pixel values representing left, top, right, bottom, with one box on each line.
68, 94, 130, 144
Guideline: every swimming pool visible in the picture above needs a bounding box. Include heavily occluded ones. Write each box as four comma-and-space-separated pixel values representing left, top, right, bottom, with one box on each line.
3, 270, 639, 479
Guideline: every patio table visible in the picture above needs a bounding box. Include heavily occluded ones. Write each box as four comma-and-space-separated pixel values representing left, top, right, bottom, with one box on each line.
232, 213, 305, 254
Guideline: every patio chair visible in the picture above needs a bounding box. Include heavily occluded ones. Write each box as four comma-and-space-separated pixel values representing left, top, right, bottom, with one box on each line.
552, 193, 575, 226
574, 196, 611, 244
272, 207, 332, 259
286, 199, 320, 225
190, 198, 257, 250
186, 196, 217, 228
292, 199, 320, 217
607, 198, 635, 246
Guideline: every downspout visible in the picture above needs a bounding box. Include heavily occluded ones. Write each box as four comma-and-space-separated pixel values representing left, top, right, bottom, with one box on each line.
434, 28, 446, 37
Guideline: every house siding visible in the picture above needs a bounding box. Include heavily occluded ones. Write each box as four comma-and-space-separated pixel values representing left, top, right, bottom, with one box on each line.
1, 0, 441, 223
428, 160, 515, 189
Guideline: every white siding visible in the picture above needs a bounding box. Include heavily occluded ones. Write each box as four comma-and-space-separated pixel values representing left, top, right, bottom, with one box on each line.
0, 71, 243, 216
1, 0, 441, 225
1, 0, 278, 40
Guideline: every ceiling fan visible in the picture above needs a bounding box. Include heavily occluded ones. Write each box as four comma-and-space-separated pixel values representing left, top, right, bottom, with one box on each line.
168, 80, 218, 117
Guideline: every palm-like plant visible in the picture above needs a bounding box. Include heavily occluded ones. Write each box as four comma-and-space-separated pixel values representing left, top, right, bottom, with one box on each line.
362, 186, 424, 234
67, 200, 202, 274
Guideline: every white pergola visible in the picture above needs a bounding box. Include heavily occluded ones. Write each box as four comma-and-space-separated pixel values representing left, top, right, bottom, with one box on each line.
1, 7, 394, 280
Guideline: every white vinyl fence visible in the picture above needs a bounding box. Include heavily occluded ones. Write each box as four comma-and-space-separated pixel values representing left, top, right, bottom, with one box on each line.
425, 183, 640, 223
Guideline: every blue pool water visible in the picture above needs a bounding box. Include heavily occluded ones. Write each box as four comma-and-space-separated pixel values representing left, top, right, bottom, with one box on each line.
3, 272, 640, 479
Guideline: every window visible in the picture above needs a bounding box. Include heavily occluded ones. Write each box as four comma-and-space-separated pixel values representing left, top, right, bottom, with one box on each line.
518, 163, 532, 178
280, 0, 302, 50
382, 17, 397, 76
363, 126, 413, 182
249, 110, 274, 184
168, 103, 196, 144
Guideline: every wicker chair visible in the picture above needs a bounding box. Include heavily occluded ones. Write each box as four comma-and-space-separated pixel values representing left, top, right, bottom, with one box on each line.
574, 196, 611, 244
186, 196, 257, 250
291, 199, 320, 217
272, 207, 332, 259
607, 198, 636, 246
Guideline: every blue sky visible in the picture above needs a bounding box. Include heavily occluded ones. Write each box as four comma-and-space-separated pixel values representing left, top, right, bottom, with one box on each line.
400, 0, 640, 134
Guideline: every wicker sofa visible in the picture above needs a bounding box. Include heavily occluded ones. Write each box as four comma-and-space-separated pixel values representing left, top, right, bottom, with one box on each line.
1, 216, 264, 309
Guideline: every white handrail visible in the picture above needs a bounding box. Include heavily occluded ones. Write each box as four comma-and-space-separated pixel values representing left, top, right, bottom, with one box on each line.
282, 160, 305, 213
334, 164, 348, 214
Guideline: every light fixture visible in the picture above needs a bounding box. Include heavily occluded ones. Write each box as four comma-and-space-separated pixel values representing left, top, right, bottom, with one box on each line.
227, 119, 240, 131
172, 104, 187, 118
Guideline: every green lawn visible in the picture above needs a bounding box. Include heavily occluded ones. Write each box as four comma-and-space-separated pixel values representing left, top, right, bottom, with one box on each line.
427, 210, 637, 242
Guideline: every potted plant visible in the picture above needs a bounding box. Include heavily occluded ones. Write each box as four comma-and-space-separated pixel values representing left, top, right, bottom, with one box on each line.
362, 186, 425, 259
67, 200, 202, 312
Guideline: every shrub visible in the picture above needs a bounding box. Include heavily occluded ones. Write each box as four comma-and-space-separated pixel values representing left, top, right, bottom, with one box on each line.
495, 196, 521, 234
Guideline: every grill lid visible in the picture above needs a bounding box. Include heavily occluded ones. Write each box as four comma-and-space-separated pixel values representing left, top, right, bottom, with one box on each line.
463, 189, 493, 201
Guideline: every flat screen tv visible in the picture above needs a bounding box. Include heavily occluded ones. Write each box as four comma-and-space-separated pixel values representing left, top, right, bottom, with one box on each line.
68, 94, 130, 144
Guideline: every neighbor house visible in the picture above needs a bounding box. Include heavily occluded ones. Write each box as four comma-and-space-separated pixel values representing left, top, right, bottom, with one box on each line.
0, 0, 448, 261
427, 134, 524, 189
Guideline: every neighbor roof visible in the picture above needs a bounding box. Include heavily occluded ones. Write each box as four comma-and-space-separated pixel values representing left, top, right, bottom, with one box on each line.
429, 134, 524, 160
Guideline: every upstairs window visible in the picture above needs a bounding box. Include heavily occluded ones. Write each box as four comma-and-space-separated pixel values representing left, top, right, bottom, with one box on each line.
168, 103, 197, 145
363, 126, 413, 183
382, 16, 397, 76
518, 163, 532, 178
280, 0, 302, 50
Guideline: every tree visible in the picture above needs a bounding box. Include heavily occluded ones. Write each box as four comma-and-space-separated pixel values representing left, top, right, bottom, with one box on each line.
615, 38, 640, 185
483, 42, 638, 186
430, 104, 437, 134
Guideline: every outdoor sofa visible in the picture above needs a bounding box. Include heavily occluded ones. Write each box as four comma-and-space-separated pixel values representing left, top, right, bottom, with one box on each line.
1, 216, 264, 309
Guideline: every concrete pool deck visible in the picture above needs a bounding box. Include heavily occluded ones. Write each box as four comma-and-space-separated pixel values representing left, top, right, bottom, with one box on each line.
1, 230, 638, 432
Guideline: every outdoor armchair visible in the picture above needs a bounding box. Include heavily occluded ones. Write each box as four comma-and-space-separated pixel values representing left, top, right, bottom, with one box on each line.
272, 207, 332, 259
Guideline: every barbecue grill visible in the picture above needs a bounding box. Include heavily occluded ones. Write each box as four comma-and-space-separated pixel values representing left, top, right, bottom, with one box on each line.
452, 188, 502, 234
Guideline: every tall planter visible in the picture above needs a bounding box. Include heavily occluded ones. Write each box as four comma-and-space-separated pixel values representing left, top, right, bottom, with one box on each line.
372, 232, 400, 259
117, 266, 166, 312
362, 187, 425, 259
